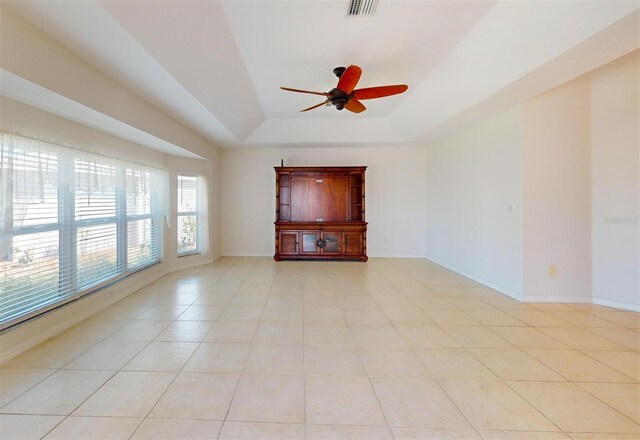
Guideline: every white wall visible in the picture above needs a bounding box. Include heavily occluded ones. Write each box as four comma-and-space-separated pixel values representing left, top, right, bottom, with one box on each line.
221, 146, 426, 258
522, 77, 592, 302
424, 108, 523, 297
590, 51, 640, 310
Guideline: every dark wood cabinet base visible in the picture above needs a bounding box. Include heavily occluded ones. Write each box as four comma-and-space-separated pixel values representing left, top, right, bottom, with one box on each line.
274, 222, 367, 262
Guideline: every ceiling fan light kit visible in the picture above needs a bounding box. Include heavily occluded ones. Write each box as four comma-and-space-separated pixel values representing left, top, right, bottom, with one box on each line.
281, 65, 408, 114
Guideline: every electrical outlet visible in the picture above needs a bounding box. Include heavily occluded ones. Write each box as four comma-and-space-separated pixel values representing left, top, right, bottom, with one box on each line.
547, 265, 557, 277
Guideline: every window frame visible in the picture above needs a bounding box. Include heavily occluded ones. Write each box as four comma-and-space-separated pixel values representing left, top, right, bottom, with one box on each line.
176, 174, 200, 257
1, 146, 165, 330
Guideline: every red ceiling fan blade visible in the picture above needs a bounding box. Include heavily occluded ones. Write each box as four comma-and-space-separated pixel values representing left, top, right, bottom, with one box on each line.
352, 85, 408, 100
344, 99, 366, 113
336, 65, 362, 94
300, 100, 329, 112
281, 87, 329, 96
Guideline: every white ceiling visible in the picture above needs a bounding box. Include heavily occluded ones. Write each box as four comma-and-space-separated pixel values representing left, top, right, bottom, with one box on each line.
2, 0, 639, 154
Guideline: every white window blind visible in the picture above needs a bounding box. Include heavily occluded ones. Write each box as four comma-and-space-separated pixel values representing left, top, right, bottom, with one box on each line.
0, 132, 169, 329
177, 175, 198, 255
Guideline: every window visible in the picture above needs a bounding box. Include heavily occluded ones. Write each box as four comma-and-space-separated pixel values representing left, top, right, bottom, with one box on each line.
0, 132, 168, 329
177, 175, 198, 255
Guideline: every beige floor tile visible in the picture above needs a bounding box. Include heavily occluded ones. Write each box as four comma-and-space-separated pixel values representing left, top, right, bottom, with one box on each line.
392, 427, 481, 439
219, 421, 305, 439
424, 309, 481, 326
155, 321, 213, 342
228, 374, 305, 423
183, 343, 250, 373
0, 414, 64, 440
371, 376, 471, 428
132, 418, 223, 439
5, 340, 95, 369
244, 344, 303, 375
149, 372, 239, 420
193, 291, 235, 306
464, 310, 526, 326
137, 305, 189, 320
153, 293, 200, 306
63, 340, 147, 370
43, 416, 142, 440
489, 326, 567, 349
507, 381, 639, 433
55, 319, 126, 341
0, 369, 55, 407
578, 383, 640, 423
549, 311, 621, 328
176, 305, 225, 321
537, 328, 625, 350
308, 424, 393, 439
359, 346, 431, 377
581, 350, 640, 382
304, 323, 353, 345
1, 370, 114, 416
204, 321, 257, 343
592, 311, 640, 329
95, 303, 151, 320
343, 308, 391, 325
525, 349, 635, 383
438, 379, 557, 431
123, 342, 198, 372
413, 348, 498, 381
441, 326, 513, 348
504, 310, 572, 327
568, 434, 640, 440
395, 325, 461, 347
229, 293, 269, 307
468, 348, 564, 381
73, 371, 175, 417
479, 431, 570, 439
218, 305, 264, 322
107, 320, 172, 341
253, 323, 303, 344
303, 306, 346, 324
350, 324, 407, 346
304, 345, 366, 377
588, 327, 640, 351
306, 375, 386, 426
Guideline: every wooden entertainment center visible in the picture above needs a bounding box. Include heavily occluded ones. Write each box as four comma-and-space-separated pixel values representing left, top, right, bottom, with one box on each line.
274, 166, 368, 261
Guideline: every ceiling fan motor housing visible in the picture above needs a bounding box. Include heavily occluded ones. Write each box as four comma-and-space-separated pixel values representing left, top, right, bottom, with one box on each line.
328, 88, 350, 110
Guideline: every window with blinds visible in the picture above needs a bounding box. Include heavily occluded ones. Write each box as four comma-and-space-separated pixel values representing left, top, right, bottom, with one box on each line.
0, 132, 168, 329
177, 175, 199, 255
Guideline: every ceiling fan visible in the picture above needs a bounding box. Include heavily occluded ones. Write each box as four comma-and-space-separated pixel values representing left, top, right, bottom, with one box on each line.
280, 65, 408, 113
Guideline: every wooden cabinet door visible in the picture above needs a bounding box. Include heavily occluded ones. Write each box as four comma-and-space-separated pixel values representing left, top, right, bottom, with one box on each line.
300, 232, 320, 255
343, 232, 362, 256
278, 232, 299, 255
320, 232, 342, 255
309, 176, 349, 222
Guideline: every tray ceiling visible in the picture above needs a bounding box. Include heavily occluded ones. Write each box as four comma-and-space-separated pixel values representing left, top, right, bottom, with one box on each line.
2, 0, 638, 153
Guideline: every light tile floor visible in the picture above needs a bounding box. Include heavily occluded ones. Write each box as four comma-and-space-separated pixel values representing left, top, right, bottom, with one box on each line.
1, 257, 639, 440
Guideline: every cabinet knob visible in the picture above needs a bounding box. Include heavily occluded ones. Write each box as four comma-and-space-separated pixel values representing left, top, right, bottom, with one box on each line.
315, 238, 327, 249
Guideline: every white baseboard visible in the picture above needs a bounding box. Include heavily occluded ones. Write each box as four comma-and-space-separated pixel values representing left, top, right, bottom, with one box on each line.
592, 297, 640, 312
521, 295, 591, 303
221, 253, 272, 257
424, 255, 523, 301
368, 254, 427, 259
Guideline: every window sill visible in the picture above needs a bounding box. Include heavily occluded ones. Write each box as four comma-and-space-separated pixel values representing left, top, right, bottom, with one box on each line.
178, 251, 201, 258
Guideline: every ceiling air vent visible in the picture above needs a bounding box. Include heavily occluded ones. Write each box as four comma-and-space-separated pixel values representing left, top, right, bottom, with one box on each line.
347, 0, 378, 17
